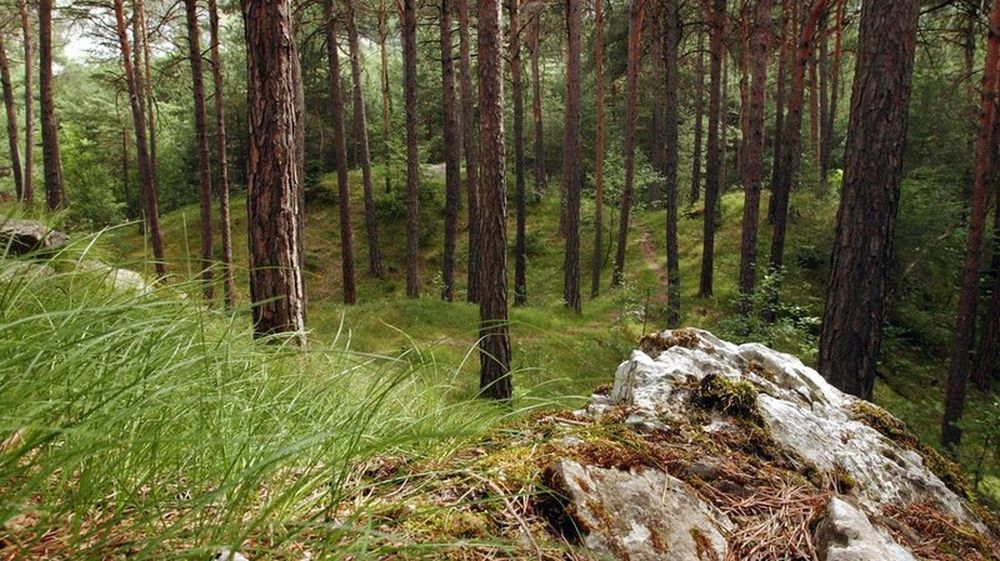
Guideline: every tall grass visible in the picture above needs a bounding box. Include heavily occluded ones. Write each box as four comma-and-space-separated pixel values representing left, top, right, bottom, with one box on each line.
0, 233, 518, 560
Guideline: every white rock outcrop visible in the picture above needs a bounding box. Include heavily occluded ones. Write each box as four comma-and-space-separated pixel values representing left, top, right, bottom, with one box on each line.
561, 328, 998, 561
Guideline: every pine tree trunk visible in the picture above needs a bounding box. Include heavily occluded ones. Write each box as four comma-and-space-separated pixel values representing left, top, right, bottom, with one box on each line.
941, 0, 1000, 447
325, 0, 357, 305
477, 0, 512, 400
114, 0, 166, 278
691, 32, 705, 203
0, 36, 23, 201
591, 0, 606, 298
817, 0, 920, 400
18, 0, 33, 204
822, 0, 846, 183
346, 0, 383, 280
808, 30, 820, 173
38, 0, 64, 210
766, 0, 828, 317
611, 0, 646, 289
664, 0, 681, 327
511, 0, 528, 306
122, 128, 133, 220
458, 0, 481, 303
208, 0, 236, 309
243, 0, 306, 340
441, 0, 462, 301
184, 0, 215, 301
973, 195, 1000, 390
738, 0, 773, 303
135, 0, 159, 195
402, 0, 419, 298
698, 0, 725, 298
378, 0, 393, 194
530, 14, 545, 198
562, 0, 582, 312
818, 15, 830, 184
768, 0, 791, 223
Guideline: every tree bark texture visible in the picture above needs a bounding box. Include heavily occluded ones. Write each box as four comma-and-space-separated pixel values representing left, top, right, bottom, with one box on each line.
817, 0, 920, 400
562, 0, 582, 312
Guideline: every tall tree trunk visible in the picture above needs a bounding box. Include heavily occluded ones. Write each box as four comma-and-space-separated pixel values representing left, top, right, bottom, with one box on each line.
325, 0, 357, 305
402, 0, 419, 298
591, 0, 606, 297
184, 0, 215, 301
698, 0, 725, 298
818, 14, 829, 184
611, 0, 646, 289
511, 0, 527, 305
691, 32, 705, 203
346, 0, 383, 280
378, 0, 393, 194
817, 0, 920, 400
562, 0, 582, 312
477, 0, 512, 400
766, 0, 828, 316
441, 0, 462, 301
135, 0, 159, 196
122, 128, 133, 220
719, 42, 729, 202
18, 0, 33, 204
208, 0, 236, 309
738, 0, 773, 303
243, 0, 306, 340
0, 36, 24, 201
822, 0, 844, 183
808, 27, 820, 174
114, 0, 165, 278
663, 0, 681, 327
973, 188, 1000, 390
941, 0, 1000, 447
458, 0, 481, 302
768, 0, 791, 222
530, 14, 544, 197
38, 0, 64, 210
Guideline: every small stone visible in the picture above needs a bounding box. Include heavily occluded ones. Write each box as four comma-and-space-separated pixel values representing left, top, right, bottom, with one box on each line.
813, 497, 916, 561
212, 548, 249, 561
0, 219, 68, 256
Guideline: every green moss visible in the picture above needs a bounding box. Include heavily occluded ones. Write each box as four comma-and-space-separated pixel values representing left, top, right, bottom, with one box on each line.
850, 401, 976, 500
691, 373, 762, 424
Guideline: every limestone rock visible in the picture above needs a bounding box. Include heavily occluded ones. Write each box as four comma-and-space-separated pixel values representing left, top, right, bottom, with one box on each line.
0, 219, 68, 256
814, 497, 916, 561
211, 548, 249, 561
77, 260, 151, 294
547, 458, 731, 561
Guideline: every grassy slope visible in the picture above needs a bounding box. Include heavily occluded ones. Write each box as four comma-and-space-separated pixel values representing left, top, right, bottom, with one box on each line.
102, 166, 999, 492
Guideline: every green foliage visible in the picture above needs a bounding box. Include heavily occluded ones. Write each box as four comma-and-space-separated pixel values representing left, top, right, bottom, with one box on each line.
60, 124, 125, 229
717, 269, 821, 361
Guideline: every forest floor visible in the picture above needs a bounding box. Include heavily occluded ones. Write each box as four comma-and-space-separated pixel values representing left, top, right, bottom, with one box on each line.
100, 165, 1000, 502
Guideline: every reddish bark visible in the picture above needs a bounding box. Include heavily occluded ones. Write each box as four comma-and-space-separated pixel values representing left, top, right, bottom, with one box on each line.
183, 0, 215, 300
738, 0, 773, 302
591, 0, 606, 297
562, 0, 582, 312
243, 0, 306, 340
942, 0, 1000, 447
817, 0, 920, 399
39, 0, 64, 210
324, 0, 357, 305
611, 0, 646, 289
208, 0, 236, 309
511, 0, 528, 305
0, 35, 23, 201
441, 0, 461, 301
402, 0, 420, 298
457, 0, 481, 303
345, 0, 383, 280
477, 0, 512, 400
698, 0, 725, 298
18, 0, 33, 204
